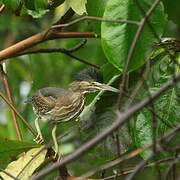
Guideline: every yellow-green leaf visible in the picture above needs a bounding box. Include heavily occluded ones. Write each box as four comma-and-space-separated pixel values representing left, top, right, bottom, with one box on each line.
69, 0, 87, 15
0, 138, 40, 168
0, 146, 47, 180
54, 0, 87, 21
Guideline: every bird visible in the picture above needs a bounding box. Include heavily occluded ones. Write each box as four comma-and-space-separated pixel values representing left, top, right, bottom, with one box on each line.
26, 69, 119, 157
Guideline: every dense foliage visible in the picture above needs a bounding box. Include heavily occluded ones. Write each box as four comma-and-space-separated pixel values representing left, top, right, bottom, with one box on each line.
0, 0, 179, 179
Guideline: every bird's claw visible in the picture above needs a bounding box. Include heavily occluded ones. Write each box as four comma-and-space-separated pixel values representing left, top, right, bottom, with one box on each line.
52, 151, 61, 161
52, 152, 58, 161
33, 134, 44, 144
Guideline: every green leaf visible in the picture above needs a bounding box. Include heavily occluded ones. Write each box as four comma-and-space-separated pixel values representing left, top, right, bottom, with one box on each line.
0, 147, 47, 180
55, 0, 87, 19
2, 0, 22, 11
26, 0, 49, 18
134, 111, 153, 159
34, 0, 48, 10
162, 0, 180, 25
87, 0, 108, 35
101, 62, 120, 82
0, 138, 40, 168
134, 86, 180, 159
101, 0, 166, 71
133, 55, 180, 159
69, 0, 87, 15
0, 125, 8, 138
24, 0, 35, 10
27, 9, 49, 18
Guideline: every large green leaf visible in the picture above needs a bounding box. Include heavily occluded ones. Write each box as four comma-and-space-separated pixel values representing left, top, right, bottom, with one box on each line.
133, 54, 180, 159
0, 138, 40, 168
101, 0, 166, 71
100, 62, 120, 82
134, 87, 180, 159
87, 0, 108, 35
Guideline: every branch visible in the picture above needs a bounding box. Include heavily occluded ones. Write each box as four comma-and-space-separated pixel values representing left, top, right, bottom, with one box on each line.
117, 0, 161, 104
102, 157, 179, 180
13, 40, 100, 69
0, 91, 37, 137
51, 15, 140, 29
0, 14, 139, 61
32, 73, 180, 180
0, 64, 22, 140
0, 31, 96, 61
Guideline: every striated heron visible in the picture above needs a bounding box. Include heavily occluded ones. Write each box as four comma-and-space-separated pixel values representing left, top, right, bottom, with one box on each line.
26, 72, 119, 157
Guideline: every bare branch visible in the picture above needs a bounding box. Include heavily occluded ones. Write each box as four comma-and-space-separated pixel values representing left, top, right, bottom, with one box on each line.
0, 64, 22, 140
51, 15, 140, 29
0, 31, 96, 61
13, 40, 99, 69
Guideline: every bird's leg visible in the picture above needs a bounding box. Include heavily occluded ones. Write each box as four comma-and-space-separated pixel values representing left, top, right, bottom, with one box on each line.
52, 124, 60, 160
34, 117, 44, 144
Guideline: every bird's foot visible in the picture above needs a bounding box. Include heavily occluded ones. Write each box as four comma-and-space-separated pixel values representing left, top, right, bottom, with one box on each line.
33, 134, 44, 144
52, 150, 62, 161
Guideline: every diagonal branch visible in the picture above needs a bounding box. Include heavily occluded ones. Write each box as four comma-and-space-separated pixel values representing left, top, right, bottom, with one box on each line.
0, 31, 96, 61
0, 64, 22, 140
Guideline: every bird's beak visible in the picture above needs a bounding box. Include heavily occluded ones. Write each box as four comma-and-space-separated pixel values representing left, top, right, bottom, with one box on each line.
98, 83, 119, 93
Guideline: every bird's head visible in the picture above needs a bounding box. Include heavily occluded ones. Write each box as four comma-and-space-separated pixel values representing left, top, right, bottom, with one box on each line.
69, 80, 119, 94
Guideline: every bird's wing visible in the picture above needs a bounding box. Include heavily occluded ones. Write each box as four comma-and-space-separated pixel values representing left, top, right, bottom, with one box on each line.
39, 87, 67, 99
47, 92, 83, 121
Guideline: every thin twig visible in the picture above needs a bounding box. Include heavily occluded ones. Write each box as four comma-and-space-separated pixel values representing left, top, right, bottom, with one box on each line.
99, 157, 178, 180
117, 0, 161, 105
12, 39, 99, 68
15, 48, 99, 69
51, 15, 140, 29
64, 39, 87, 52
18, 39, 87, 56
0, 64, 22, 140
32, 73, 180, 180
126, 155, 153, 180
0, 91, 37, 137
165, 152, 180, 180
127, 57, 151, 107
